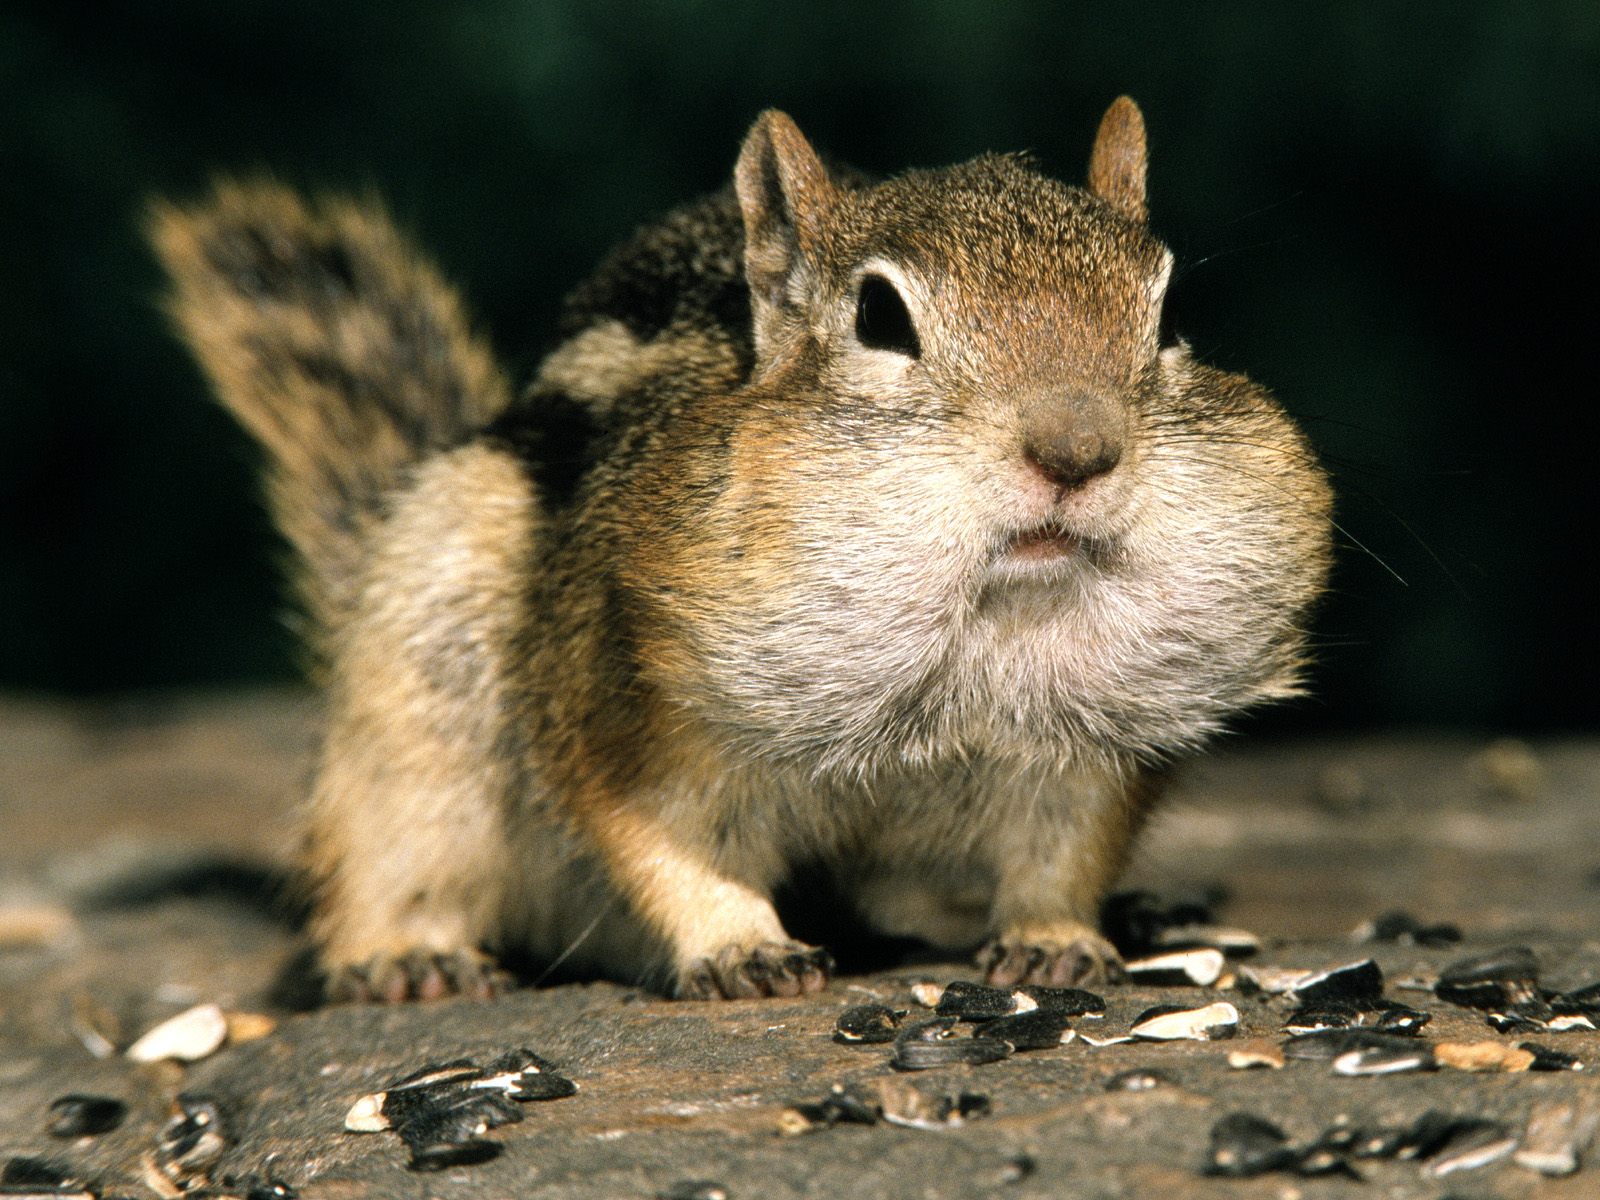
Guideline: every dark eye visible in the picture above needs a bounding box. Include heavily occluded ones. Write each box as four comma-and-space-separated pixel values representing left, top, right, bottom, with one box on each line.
854, 274, 921, 358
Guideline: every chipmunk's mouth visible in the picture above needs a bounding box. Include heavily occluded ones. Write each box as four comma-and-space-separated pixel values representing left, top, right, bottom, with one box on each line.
1003, 524, 1081, 562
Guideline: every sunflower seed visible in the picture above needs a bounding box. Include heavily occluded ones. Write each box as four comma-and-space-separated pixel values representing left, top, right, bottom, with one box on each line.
1551, 981, 1600, 1016
833, 1004, 904, 1043
1351, 910, 1461, 947
891, 1036, 1011, 1070
1392, 1110, 1477, 1160
2, 1155, 84, 1188
394, 1088, 524, 1150
156, 1094, 228, 1187
869, 1077, 989, 1129
1331, 1042, 1435, 1075
507, 1072, 577, 1101
1422, 1120, 1518, 1177
1284, 1002, 1357, 1033
1518, 1040, 1582, 1070
126, 1002, 228, 1063
1130, 1001, 1238, 1041
1370, 1003, 1431, 1035
46, 1094, 127, 1138
935, 981, 1016, 1020
781, 1084, 879, 1132
1125, 949, 1225, 987
1289, 959, 1383, 1006
407, 1139, 501, 1171
1283, 1028, 1423, 1061
1204, 1113, 1297, 1178
980, 1010, 1074, 1051
1434, 945, 1540, 1009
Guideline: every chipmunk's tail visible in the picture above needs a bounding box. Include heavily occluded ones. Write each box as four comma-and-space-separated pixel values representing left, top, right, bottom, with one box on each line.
149, 181, 513, 646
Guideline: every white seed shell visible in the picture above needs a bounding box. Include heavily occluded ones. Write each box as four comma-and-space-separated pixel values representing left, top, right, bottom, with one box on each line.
1125, 949, 1226, 987
1130, 1001, 1239, 1041
126, 1003, 228, 1063
343, 1092, 390, 1132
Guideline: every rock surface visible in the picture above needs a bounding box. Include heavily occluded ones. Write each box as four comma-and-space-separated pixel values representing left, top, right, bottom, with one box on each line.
2, 692, 1599, 1197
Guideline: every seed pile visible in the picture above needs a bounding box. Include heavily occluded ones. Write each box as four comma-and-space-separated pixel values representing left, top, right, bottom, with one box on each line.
342, 1049, 576, 1171
1205, 1105, 1595, 1181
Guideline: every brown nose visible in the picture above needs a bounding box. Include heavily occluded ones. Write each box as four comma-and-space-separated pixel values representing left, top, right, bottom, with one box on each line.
1021, 391, 1127, 491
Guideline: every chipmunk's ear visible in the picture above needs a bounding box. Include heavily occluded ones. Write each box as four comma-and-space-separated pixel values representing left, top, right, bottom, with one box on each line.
736, 110, 838, 347
1087, 96, 1148, 222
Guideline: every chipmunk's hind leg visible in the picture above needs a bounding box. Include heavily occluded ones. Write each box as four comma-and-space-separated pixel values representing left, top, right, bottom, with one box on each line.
305, 442, 540, 1003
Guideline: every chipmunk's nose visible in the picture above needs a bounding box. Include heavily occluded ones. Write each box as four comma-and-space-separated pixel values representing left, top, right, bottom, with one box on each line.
1020, 391, 1127, 492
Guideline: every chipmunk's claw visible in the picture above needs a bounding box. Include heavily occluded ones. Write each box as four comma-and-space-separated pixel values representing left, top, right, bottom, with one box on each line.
979, 932, 1125, 989
325, 948, 512, 1004
678, 942, 834, 1000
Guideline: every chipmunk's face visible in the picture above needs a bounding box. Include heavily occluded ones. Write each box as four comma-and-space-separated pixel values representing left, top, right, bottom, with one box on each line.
637, 103, 1331, 774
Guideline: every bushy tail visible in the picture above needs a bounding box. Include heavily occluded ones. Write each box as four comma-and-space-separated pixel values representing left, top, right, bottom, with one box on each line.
149, 181, 513, 643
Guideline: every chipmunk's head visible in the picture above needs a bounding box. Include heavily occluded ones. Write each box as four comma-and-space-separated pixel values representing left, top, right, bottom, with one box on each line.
735, 98, 1170, 515
640, 100, 1331, 773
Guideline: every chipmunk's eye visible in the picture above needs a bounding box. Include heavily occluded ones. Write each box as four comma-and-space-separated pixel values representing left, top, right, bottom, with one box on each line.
854, 274, 921, 358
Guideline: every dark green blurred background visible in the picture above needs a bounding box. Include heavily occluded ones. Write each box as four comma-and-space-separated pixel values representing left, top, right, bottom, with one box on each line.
2, 1, 1595, 732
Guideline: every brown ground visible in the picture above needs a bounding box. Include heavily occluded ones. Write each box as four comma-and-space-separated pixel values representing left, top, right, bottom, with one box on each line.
2, 690, 1598, 1198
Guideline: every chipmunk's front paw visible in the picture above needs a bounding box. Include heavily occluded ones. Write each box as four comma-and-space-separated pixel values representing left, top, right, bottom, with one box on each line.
677, 941, 834, 1000
324, 947, 512, 1004
979, 926, 1125, 988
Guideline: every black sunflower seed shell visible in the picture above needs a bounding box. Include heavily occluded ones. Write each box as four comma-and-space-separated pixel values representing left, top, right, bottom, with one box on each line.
1434, 946, 1540, 1008
1394, 1111, 1484, 1161
510, 1072, 577, 1101
1292, 1144, 1362, 1179
935, 981, 1017, 1020
891, 1035, 1011, 1070
834, 1003, 903, 1043
1424, 1121, 1517, 1176
980, 1010, 1073, 1051
394, 1089, 523, 1149
1284, 1002, 1358, 1033
1550, 982, 1600, 1016
1518, 1040, 1582, 1070
1015, 985, 1106, 1016
1290, 959, 1384, 1006
1332, 1041, 1436, 1075
46, 1094, 127, 1138
2, 1155, 79, 1188
407, 1138, 502, 1172
1369, 1002, 1431, 1035
1282, 1028, 1427, 1061
1204, 1113, 1297, 1178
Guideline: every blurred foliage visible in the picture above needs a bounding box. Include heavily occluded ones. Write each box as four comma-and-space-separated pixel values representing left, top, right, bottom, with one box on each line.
1, 0, 1595, 730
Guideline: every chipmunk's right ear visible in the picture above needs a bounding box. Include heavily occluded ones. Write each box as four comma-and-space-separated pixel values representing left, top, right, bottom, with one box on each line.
1087, 96, 1149, 222
736, 111, 838, 349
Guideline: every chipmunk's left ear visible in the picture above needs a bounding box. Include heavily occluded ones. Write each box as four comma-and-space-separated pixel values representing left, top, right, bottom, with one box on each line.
1087, 96, 1148, 222
736, 110, 840, 357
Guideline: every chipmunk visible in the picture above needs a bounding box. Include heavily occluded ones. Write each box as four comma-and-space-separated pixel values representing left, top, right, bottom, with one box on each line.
151, 97, 1332, 1002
